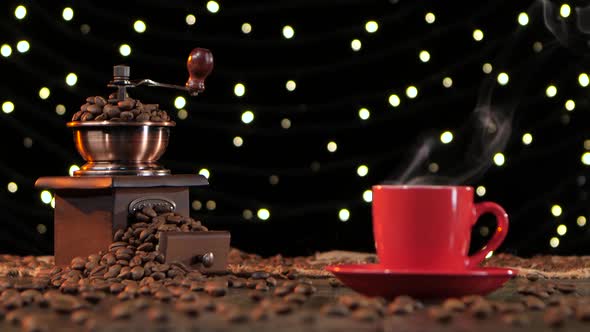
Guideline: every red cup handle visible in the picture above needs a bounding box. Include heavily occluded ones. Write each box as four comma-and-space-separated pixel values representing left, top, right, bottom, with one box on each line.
467, 201, 509, 268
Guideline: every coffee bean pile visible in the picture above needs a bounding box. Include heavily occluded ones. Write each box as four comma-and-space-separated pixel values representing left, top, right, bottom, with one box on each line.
71, 94, 171, 122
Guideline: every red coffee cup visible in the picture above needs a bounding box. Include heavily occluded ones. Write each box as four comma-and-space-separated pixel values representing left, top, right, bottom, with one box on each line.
372, 185, 508, 271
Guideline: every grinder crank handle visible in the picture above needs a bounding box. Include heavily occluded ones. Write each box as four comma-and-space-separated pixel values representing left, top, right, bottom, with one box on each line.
186, 47, 214, 96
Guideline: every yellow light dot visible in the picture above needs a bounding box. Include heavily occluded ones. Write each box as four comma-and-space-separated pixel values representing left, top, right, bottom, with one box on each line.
119, 44, 131, 56
23, 137, 32, 148
174, 96, 186, 109
2, 101, 15, 114
557, 224, 567, 236
440, 131, 453, 144
351, 39, 362, 51
363, 190, 372, 203
327, 141, 337, 153
485, 251, 494, 259
533, 41, 543, 53
579, 73, 589, 87
206, 1, 220, 13
388, 94, 400, 107
522, 133, 533, 145
282, 25, 295, 39
16, 40, 30, 53
133, 20, 146, 33
518, 12, 529, 26
38, 87, 50, 100
497, 72, 509, 85
0, 44, 12, 57
269, 175, 279, 185
55, 104, 66, 115
493, 153, 505, 166
206, 200, 216, 210
339, 209, 350, 222
476, 186, 486, 197
577, 216, 587, 227
550, 237, 560, 248
241, 22, 252, 34
482, 63, 493, 74
198, 168, 210, 179
585, 140, 590, 150
234, 83, 246, 97
358, 108, 370, 120
50, 197, 55, 208
257, 208, 270, 221
565, 99, 575, 111
68, 165, 79, 176
241, 110, 254, 124
365, 21, 378, 33
15, 5, 27, 20
40, 190, 52, 204
551, 204, 563, 217
286, 80, 296, 91
473, 29, 484, 41
177, 109, 188, 120
357, 165, 369, 177
546, 85, 557, 97
419, 50, 430, 63
37, 224, 47, 234
281, 118, 291, 129
7, 182, 18, 193
406, 86, 418, 98
442, 77, 453, 88
560, 4, 571, 18
233, 136, 243, 147
425, 12, 436, 24
242, 209, 253, 220
192, 200, 202, 210
186, 14, 196, 26
428, 163, 439, 173
582, 152, 590, 165
62, 7, 74, 21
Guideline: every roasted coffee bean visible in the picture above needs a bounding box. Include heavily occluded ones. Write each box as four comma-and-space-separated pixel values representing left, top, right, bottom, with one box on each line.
154, 289, 173, 302
113, 229, 125, 242
87, 104, 103, 115
526, 273, 541, 281
3, 294, 24, 310
118, 99, 135, 110
19, 290, 42, 305
109, 242, 128, 252
205, 281, 227, 297
70, 310, 91, 325
120, 111, 134, 121
320, 303, 350, 317
576, 303, 590, 321
556, 283, 576, 294
544, 307, 568, 327
175, 301, 200, 316
109, 282, 125, 294
136, 113, 151, 122
141, 206, 158, 218
130, 266, 145, 280
118, 266, 131, 279
144, 104, 159, 112
86, 97, 95, 104
273, 286, 291, 297
494, 301, 526, 314
80, 291, 104, 304
250, 307, 269, 321
427, 306, 453, 323
21, 315, 49, 332
284, 293, 307, 305
147, 306, 169, 322
116, 291, 134, 301
461, 295, 484, 305
137, 243, 154, 252
293, 284, 315, 296
442, 298, 466, 312
470, 299, 493, 319
80, 112, 94, 121
502, 313, 530, 326
523, 296, 546, 310
150, 115, 163, 122
286, 270, 299, 280
251, 271, 270, 280
230, 279, 245, 289
224, 309, 249, 323
266, 277, 277, 287
72, 111, 83, 121
49, 294, 82, 314
70, 257, 86, 270
352, 308, 379, 322
388, 296, 417, 315
339, 295, 362, 310
111, 302, 134, 319
255, 283, 269, 292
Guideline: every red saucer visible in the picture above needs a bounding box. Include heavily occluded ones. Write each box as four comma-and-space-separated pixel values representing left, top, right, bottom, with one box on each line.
325, 264, 515, 299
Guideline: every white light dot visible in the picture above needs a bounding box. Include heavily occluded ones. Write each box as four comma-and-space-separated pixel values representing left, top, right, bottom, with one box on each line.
186, 14, 196, 26
476, 186, 486, 197
282, 25, 295, 39
233, 136, 243, 147
533, 41, 543, 53
363, 190, 372, 203
339, 209, 350, 222
493, 152, 505, 166
550, 237, 560, 248
7, 182, 18, 193
242, 209, 253, 220
40, 190, 52, 204
518, 12, 529, 26
62, 7, 74, 21
2, 101, 15, 114
198, 168, 210, 179
257, 208, 270, 221
582, 152, 590, 165
497, 72, 509, 85
241, 22, 252, 34
206, 200, 216, 210
546, 85, 557, 98
281, 118, 291, 129
39, 87, 50, 100
440, 131, 453, 144
365, 21, 378, 33
286, 80, 296, 91
557, 224, 567, 236
419, 50, 430, 63
206, 1, 220, 13
425, 12, 436, 24
16, 40, 30, 53
522, 133, 533, 145
485, 251, 494, 259
133, 20, 146, 33
241, 110, 254, 124
119, 44, 131, 56
482, 63, 493, 74
358, 108, 370, 120
234, 83, 246, 97
15, 5, 27, 20
442, 77, 453, 88
65, 73, 78, 86
579, 73, 589, 87
1, 44, 12, 57
388, 94, 400, 107
327, 141, 337, 153
192, 200, 202, 211
473, 29, 484, 41
55, 104, 66, 115
351, 39, 362, 51
177, 109, 188, 120
577, 216, 587, 227
565, 100, 575, 111
560, 4, 571, 18
405, 86, 418, 98
357, 165, 369, 177
68, 165, 79, 176
174, 96, 186, 109
551, 204, 563, 217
